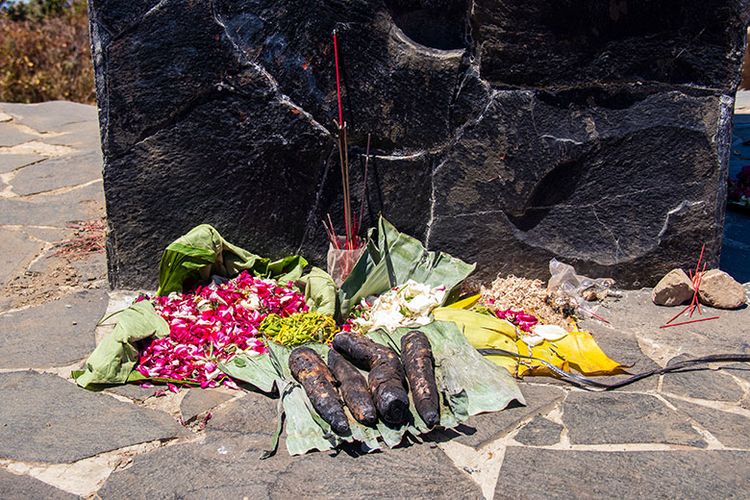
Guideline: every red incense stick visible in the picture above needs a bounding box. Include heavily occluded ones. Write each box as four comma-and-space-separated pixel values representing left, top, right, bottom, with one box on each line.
332, 30, 344, 128
659, 316, 719, 329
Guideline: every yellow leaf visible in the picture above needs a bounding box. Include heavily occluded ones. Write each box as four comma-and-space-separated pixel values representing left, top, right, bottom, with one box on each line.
551, 327, 626, 375
445, 294, 481, 309
434, 307, 518, 374
515, 339, 569, 378
434, 308, 516, 340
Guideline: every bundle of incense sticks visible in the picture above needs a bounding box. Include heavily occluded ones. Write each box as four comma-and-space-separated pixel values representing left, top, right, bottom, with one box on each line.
324, 29, 368, 251
660, 244, 720, 329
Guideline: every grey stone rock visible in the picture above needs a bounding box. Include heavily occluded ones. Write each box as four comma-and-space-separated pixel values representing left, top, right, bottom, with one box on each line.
0, 469, 75, 500
0, 153, 45, 174
90, 0, 748, 289
0, 290, 107, 369
0, 123, 36, 147
652, 268, 694, 306
99, 434, 481, 499
0, 101, 97, 133
180, 388, 234, 422
0, 228, 44, 286
496, 448, 750, 499
0, 181, 104, 227
698, 269, 747, 309
661, 355, 744, 402
446, 383, 566, 449
513, 416, 562, 446
562, 392, 706, 447
0, 371, 184, 463
11, 151, 103, 196
668, 397, 750, 449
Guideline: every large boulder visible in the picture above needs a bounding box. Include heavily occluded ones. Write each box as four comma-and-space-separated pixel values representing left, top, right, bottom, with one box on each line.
89, 0, 750, 289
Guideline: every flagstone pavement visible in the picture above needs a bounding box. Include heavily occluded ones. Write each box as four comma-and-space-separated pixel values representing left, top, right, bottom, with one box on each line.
1, 100, 750, 500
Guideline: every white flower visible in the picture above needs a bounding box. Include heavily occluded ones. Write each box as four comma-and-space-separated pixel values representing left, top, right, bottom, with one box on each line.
531, 324, 568, 342
352, 280, 446, 333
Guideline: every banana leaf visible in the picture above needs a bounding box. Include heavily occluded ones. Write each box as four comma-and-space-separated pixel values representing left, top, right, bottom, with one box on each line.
73, 300, 169, 388
220, 320, 523, 456
157, 224, 308, 295
338, 216, 475, 318
298, 266, 338, 316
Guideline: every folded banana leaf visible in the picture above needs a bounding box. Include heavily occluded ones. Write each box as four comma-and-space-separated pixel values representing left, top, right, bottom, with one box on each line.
73, 300, 169, 388
338, 216, 475, 318
298, 266, 338, 317
157, 224, 308, 295
220, 320, 523, 456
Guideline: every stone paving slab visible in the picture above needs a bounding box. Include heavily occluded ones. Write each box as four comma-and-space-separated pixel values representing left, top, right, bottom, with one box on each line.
0, 181, 104, 227
0, 123, 37, 148
0, 290, 107, 369
180, 388, 234, 422
562, 392, 706, 448
0, 469, 75, 500
661, 356, 745, 402
0, 228, 44, 286
513, 416, 563, 446
0, 153, 45, 173
495, 448, 750, 499
100, 432, 483, 500
446, 384, 567, 449
667, 397, 750, 449
11, 151, 103, 196
0, 101, 98, 133
0, 371, 185, 463
594, 289, 750, 366
51, 121, 104, 151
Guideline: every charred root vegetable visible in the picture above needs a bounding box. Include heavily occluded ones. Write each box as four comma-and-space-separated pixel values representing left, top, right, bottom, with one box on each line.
332, 332, 409, 425
328, 350, 378, 426
401, 330, 440, 428
288, 347, 350, 435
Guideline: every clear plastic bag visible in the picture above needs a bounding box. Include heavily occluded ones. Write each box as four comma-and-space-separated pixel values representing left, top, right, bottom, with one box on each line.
547, 259, 618, 317
327, 239, 366, 287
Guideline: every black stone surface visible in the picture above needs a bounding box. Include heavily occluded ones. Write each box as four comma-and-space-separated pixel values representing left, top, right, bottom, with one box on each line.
90, 0, 750, 288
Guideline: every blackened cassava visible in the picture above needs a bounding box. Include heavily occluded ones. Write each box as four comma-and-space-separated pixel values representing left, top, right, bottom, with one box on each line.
288, 347, 350, 434
401, 330, 440, 427
328, 350, 378, 426
332, 332, 409, 425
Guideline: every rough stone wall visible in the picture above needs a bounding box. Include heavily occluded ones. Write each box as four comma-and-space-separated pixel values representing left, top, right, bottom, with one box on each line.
89, 0, 750, 289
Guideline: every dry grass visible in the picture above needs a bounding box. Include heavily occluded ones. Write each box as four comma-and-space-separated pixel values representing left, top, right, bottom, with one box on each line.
0, 1, 95, 103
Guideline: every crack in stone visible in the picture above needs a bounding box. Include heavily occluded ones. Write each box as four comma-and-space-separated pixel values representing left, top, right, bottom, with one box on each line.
591, 205, 622, 264
656, 200, 706, 241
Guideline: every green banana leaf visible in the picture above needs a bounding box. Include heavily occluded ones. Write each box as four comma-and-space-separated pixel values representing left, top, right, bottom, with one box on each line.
157, 224, 308, 295
74, 301, 169, 388
338, 216, 476, 318
298, 267, 338, 316
220, 320, 523, 456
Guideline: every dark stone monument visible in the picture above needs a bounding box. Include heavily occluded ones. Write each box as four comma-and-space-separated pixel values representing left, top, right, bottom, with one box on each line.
89, 0, 750, 289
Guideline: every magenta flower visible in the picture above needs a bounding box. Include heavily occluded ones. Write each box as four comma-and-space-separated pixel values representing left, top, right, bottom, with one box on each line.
136, 271, 308, 389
